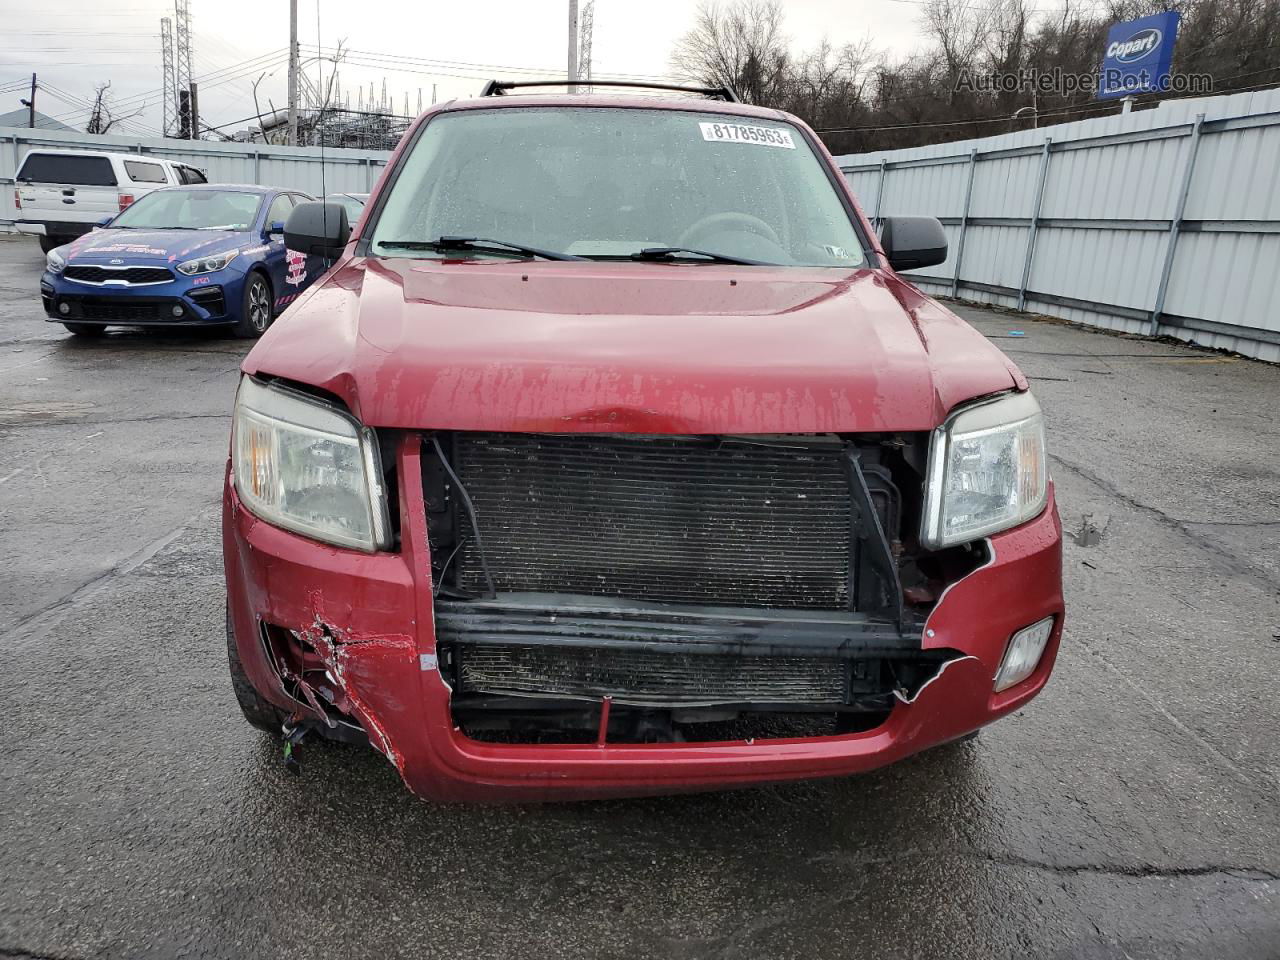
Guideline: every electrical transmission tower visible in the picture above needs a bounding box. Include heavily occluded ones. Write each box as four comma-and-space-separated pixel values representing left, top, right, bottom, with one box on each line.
160, 17, 176, 136
174, 0, 193, 135
577, 0, 594, 90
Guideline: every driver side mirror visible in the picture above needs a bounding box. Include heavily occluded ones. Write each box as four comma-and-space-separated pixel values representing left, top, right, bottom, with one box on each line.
94, 216, 112, 229
284, 201, 350, 258
879, 216, 948, 272
266, 220, 285, 236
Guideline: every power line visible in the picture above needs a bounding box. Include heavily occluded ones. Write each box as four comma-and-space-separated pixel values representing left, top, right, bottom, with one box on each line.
40, 51, 291, 131
304, 50, 687, 90
56, 47, 290, 118
44, 84, 159, 135
301, 43, 686, 84
35, 83, 158, 137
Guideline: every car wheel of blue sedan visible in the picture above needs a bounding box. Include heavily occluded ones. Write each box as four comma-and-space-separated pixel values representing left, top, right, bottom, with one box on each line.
234, 273, 273, 339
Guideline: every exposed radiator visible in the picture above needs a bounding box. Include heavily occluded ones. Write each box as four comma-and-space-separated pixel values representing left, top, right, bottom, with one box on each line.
455, 644, 849, 706
448, 433, 853, 610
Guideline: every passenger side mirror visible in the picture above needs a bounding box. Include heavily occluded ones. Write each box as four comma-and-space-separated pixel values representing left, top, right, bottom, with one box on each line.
266, 220, 285, 236
284, 201, 350, 258
879, 216, 948, 272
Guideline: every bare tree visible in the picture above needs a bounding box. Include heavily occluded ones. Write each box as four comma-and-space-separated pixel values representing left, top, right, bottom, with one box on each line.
924, 0, 997, 100
777, 39, 878, 150
85, 82, 144, 135
671, 1, 790, 103
668, 0, 1280, 152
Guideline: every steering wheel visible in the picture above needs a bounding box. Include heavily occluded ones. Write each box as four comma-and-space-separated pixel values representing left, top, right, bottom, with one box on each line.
678, 212, 781, 249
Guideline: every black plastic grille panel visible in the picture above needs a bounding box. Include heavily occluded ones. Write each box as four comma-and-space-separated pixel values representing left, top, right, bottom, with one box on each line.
65, 265, 173, 284
73, 297, 162, 320
456, 644, 848, 705
451, 433, 852, 609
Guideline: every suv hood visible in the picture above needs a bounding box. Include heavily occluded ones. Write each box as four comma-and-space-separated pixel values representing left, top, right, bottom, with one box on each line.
244, 258, 1025, 433
63, 228, 252, 265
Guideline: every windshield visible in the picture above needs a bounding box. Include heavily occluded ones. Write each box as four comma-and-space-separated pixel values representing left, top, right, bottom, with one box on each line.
112, 189, 262, 231
326, 194, 366, 222
369, 107, 865, 267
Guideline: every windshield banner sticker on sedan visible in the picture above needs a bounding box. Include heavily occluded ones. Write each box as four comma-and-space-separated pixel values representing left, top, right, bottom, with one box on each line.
699, 121, 795, 149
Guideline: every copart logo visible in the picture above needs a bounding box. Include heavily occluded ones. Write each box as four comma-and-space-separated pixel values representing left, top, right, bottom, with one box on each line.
1108, 28, 1162, 63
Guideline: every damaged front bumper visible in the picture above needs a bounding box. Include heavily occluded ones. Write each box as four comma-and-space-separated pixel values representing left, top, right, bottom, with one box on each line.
222, 434, 1064, 803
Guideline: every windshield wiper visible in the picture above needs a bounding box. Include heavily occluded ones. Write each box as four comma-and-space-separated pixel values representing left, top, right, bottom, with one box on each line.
378, 236, 585, 261
630, 246, 772, 266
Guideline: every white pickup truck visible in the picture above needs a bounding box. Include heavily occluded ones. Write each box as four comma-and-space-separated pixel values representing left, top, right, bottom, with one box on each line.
14, 150, 208, 251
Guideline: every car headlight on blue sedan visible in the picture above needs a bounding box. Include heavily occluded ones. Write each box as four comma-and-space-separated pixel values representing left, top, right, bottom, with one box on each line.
232, 377, 391, 552
921, 391, 1047, 549
45, 248, 66, 275
177, 248, 239, 276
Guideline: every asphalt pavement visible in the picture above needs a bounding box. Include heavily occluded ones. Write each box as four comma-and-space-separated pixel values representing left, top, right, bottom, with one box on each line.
2, 233, 1278, 960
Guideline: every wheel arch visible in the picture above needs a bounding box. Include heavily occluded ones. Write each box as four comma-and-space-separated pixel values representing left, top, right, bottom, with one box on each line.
246, 263, 274, 312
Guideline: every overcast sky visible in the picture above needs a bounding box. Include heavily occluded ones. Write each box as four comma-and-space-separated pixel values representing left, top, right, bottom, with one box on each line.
0, 0, 929, 137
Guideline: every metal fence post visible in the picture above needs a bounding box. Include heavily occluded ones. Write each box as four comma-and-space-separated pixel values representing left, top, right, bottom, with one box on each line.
871, 158, 887, 229
1017, 137, 1053, 312
365, 156, 374, 190
1150, 113, 1205, 335
951, 148, 978, 298
253, 149, 261, 184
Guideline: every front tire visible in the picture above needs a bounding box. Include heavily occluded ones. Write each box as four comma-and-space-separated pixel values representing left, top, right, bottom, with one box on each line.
62, 322, 106, 337
232, 272, 273, 339
226, 603, 285, 734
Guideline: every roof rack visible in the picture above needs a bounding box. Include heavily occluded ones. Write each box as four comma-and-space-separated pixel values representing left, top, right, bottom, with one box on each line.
478, 79, 741, 103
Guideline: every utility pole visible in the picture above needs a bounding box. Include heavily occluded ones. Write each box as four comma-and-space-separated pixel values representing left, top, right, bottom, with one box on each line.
287, 0, 299, 145
578, 0, 594, 91
174, 0, 193, 129
567, 0, 578, 93
24, 73, 36, 128
160, 18, 176, 136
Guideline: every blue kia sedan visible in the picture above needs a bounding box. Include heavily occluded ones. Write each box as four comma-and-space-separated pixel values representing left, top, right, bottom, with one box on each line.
40, 184, 325, 338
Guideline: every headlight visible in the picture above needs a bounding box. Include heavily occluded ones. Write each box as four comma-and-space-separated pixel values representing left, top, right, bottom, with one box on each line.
921, 391, 1047, 548
232, 377, 391, 552
46, 248, 66, 274
177, 249, 238, 275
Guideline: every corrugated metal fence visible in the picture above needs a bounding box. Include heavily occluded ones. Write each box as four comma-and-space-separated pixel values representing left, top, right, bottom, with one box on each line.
1, 126, 392, 229
835, 87, 1280, 363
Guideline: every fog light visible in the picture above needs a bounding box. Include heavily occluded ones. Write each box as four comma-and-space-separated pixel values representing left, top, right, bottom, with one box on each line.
58, 302, 70, 315
994, 616, 1055, 692
171, 304, 185, 317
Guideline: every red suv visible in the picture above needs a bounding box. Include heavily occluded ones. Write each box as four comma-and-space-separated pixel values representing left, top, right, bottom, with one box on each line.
222, 82, 1064, 802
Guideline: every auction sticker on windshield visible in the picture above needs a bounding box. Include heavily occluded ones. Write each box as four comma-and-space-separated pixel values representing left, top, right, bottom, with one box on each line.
699, 121, 795, 149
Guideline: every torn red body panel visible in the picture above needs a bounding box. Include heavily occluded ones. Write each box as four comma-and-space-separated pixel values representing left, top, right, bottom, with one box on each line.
221, 92, 1065, 802
223, 436, 1064, 803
